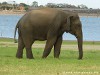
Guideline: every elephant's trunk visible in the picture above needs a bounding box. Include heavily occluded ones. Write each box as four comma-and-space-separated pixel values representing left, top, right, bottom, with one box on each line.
76, 30, 83, 59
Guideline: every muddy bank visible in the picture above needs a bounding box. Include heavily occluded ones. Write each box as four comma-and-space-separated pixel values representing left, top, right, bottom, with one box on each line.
0, 10, 100, 17
0, 10, 25, 15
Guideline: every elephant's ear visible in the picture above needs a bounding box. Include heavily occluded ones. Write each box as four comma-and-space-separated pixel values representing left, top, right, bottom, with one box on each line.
67, 16, 73, 31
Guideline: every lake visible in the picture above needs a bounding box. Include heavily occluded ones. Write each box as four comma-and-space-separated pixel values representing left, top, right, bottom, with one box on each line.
0, 15, 100, 41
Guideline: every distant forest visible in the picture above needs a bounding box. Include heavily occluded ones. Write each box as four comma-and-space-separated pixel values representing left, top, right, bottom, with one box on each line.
0, 1, 90, 9
0, 1, 100, 15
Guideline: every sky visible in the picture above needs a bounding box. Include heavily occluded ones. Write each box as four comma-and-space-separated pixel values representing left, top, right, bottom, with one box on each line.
0, 0, 100, 9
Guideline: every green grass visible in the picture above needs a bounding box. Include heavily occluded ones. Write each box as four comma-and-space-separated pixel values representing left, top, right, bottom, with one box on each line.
0, 47, 100, 75
0, 38, 100, 75
0, 38, 14, 42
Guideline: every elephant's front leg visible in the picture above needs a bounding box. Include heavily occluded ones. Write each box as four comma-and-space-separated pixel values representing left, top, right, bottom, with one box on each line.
54, 36, 62, 58
42, 36, 57, 58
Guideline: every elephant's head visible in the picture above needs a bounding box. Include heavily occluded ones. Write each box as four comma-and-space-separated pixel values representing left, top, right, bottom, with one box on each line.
66, 14, 83, 59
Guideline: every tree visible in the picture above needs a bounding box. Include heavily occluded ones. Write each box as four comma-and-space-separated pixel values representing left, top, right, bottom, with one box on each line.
46, 3, 57, 8
57, 3, 64, 8
78, 4, 88, 9
19, 3, 29, 10
1, 1, 13, 10
46, 3, 78, 8
12, 1, 16, 9
2, 2, 8, 5
39, 5, 44, 7
32, 1, 38, 7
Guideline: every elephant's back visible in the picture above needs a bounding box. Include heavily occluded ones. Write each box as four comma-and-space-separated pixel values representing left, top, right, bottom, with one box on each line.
19, 8, 61, 31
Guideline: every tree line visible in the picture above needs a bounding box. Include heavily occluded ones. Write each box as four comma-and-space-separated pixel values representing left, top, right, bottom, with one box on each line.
31, 1, 89, 9
0, 1, 29, 10
1, 1, 100, 15
0, 1, 89, 11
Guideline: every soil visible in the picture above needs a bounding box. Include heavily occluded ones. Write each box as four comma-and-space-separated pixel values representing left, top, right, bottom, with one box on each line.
0, 42, 100, 51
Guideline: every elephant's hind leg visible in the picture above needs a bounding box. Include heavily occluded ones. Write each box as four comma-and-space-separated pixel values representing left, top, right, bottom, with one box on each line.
16, 36, 25, 58
54, 36, 62, 58
23, 37, 34, 59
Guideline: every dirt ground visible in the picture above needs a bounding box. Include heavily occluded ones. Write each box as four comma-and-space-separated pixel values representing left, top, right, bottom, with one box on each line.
0, 42, 99, 51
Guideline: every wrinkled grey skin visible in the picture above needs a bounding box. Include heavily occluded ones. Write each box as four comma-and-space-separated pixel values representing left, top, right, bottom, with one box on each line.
14, 8, 83, 59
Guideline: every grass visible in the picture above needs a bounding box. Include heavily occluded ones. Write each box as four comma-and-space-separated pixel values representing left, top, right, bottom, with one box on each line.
0, 38, 100, 75
0, 38, 100, 45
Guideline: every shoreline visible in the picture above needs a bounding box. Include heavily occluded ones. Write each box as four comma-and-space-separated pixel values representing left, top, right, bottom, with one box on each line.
0, 10, 25, 15
0, 37, 100, 42
0, 11, 100, 17
78, 13, 100, 17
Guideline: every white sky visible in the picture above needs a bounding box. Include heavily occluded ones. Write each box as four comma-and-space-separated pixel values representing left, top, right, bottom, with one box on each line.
0, 0, 100, 9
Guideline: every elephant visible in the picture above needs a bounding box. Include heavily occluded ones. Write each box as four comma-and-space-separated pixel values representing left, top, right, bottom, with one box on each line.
14, 8, 83, 59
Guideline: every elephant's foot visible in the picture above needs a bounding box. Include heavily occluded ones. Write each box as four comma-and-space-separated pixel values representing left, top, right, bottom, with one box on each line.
42, 52, 49, 58
27, 56, 34, 59
16, 50, 23, 59
78, 57, 83, 60
27, 54, 34, 59
42, 55, 47, 58
16, 54, 23, 59
54, 52, 60, 58
54, 56, 59, 58
78, 53, 83, 60
42, 50, 51, 58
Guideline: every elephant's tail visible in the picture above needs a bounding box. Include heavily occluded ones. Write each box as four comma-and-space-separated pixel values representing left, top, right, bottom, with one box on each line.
14, 22, 19, 43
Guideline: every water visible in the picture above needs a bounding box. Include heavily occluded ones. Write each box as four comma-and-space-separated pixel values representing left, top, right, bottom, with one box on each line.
0, 15, 100, 41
